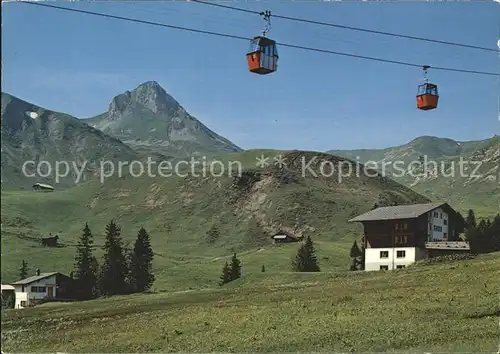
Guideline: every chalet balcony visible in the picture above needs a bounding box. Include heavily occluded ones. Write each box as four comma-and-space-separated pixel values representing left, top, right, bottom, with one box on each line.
424, 241, 470, 250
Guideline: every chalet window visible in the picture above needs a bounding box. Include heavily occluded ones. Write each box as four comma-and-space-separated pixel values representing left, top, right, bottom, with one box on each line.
443, 219, 447, 225
440, 213, 442, 219
20, 301, 27, 307
396, 250, 405, 258
380, 251, 389, 258
380, 265, 389, 270
30, 286, 46, 293
396, 265, 405, 269
443, 233, 447, 239
395, 235, 407, 244
395, 223, 408, 230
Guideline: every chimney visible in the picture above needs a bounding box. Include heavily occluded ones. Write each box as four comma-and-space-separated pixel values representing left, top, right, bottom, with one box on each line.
36, 268, 40, 276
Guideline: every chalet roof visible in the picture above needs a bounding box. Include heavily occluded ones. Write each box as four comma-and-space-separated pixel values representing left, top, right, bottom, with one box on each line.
33, 183, 54, 189
11, 272, 60, 285
271, 230, 300, 240
349, 202, 448, 222
1, 284, 15, 291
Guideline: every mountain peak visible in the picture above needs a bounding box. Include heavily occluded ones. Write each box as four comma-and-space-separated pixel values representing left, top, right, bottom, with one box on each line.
85, 82, 242, 154
106, 80, 180, 119
135, 80, 164, 94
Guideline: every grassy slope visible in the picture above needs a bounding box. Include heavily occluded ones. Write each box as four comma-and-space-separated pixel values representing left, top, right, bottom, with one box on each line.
2, 253, 499, 352
1, 149, 429, 288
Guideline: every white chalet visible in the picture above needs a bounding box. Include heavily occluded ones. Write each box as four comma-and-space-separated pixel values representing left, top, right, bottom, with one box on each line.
10, 270, 73, 309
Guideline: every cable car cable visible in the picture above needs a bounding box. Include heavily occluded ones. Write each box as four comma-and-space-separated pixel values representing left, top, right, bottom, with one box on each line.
18, 1, 500, 77
193, 0, 500, 54
191, 0, 499, 54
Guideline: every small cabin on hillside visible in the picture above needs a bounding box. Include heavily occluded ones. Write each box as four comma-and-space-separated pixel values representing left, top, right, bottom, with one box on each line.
349, 202, 469, 271
271, 230, 302, 244
32, 183, 54, 192
10, 269, 74, 309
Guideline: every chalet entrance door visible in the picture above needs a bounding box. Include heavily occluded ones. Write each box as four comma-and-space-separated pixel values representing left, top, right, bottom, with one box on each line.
47, 286, 54, 298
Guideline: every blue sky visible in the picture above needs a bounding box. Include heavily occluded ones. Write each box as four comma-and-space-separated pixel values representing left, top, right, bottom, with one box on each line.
2, 0, 499, 151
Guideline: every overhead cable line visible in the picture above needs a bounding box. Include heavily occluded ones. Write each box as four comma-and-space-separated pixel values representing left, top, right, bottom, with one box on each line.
191, 0, 500, 54
18, 1, 500, 77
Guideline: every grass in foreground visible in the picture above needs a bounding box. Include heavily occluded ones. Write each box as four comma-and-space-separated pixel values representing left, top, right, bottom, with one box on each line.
2, 253, 499, 352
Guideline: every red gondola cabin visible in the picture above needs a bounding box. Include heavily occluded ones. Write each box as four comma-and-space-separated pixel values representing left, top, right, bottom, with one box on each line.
416, 83, 439, 110
247, 36, 278, 75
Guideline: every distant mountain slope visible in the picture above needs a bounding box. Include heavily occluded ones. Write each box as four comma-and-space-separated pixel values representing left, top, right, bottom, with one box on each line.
328, 136, 500, 216
84, 81, 242, 156
1, 92, 140, 189
328, 136, 495, 164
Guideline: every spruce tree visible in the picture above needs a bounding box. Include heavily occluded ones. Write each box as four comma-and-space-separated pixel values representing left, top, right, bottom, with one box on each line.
466, 209, 477, 229
261, 265, 265, 272
74, 223, 97, 300
349, 240, 363, 270
219, 261, 231, 286
292, 236, 320, 272
129, 227, 155, 293
99, 220, 128, 296
492, 214, 500, 252
19, 260, 28, 279
454, 211, 466, 237
229, 253, 241, 281
90, 256, 100, 296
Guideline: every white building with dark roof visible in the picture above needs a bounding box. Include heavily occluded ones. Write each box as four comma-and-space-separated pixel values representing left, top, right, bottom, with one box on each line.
10, 269, 74, 309
349, 202, 469, 271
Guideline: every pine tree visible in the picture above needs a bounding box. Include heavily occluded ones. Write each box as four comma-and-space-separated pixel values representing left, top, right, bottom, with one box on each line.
229, 253, 241, 281
219, 261, 231, 286
466, 209, 477, 229
19, 260, 28, 279
491, 214, 500, 252
261, 265, 266, 272
99, 220, 128, 296
349, 240, 363, 270
360, 237, 366, 270
129, 227, 155, 293
74, 223, 98, 300
90, 256, 100, 297
292, 236, 320, 272
454, 211, 466, 237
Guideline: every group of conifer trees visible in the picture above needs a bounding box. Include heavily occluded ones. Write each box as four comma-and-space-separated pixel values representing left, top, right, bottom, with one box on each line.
73, 220, 155, 300
218, 235, 321, 284
464, 210, 500, 254
219, 253, 242, 285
